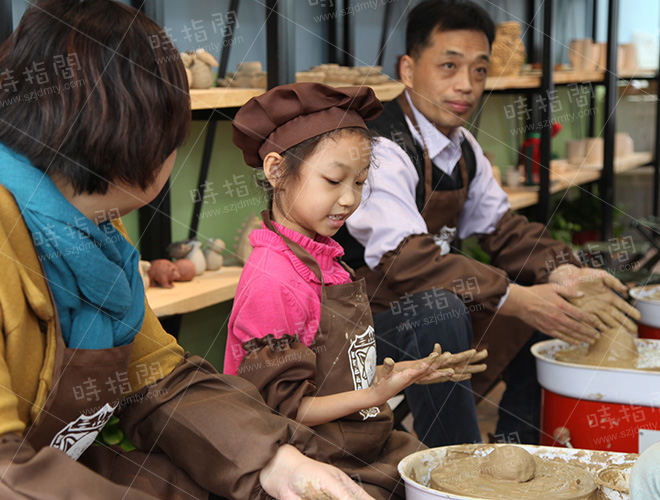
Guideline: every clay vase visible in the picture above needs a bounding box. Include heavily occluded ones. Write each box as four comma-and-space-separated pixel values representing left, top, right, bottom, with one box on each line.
618, 43, 638, 74
204, 238, 225, 271
583, 137, 604, 166
615, 132, 634, 158
566, 139, 586, 165
569, 39, 598, 72
184, 240, 206, 276
594, 42, 607, 71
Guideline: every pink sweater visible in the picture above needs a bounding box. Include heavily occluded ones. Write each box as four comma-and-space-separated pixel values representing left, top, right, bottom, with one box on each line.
224, 221, 351, 375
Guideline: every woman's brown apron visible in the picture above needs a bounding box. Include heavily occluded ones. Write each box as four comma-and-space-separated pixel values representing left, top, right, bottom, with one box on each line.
25, 316, 206, 499
258, 212, 423, 499
398, 96, 534, 398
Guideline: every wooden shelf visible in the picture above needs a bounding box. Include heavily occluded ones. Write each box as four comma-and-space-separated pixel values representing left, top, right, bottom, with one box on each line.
504, 151, 653, 210
146, 266, 243, 317
324, 81, 406, 101
485, 74, 540, 90
189, 82, 406, 111
485, 69, 657, 91
190, 88, 265, 110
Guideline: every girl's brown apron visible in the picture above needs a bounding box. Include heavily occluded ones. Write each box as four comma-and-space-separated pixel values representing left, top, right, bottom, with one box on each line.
261, 211, 421, 499
398, 95, 533, 397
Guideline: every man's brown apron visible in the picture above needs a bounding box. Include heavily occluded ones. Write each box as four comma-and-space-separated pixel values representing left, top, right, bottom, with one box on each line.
25, 316, 205, 499
254, 212, 422, 499
369, 95, 533, 398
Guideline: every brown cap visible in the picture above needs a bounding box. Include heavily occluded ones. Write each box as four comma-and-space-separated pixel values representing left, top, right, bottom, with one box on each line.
232, 82, 383, 168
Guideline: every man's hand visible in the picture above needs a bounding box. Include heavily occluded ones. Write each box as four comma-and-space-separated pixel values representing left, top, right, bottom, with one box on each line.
548, 264, 641, 333
259, 444, 375, 500
548, 264, 628, 295
501, 283, 601, 345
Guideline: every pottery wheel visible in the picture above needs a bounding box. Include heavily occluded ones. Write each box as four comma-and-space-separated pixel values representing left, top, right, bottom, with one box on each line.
429, 451, 597, 500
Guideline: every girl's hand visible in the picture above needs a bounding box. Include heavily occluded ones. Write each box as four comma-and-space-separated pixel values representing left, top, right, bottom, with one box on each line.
414, 343, 488, 385
368, 352, 453, 406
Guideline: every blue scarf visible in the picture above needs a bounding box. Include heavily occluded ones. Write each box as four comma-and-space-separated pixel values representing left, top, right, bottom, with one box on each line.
0, 144, 145, 349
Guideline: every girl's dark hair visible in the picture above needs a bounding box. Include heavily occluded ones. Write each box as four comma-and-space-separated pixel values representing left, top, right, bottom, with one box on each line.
0, 0, 190, 194
257, 127, 377, 210
406, 0, 496, 58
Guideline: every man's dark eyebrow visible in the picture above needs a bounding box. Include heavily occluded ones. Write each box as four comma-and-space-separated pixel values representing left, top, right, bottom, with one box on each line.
444, 50, 490, 63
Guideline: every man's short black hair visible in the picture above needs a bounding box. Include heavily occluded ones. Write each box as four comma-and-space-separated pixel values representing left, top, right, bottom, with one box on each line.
406, 0, 496, 58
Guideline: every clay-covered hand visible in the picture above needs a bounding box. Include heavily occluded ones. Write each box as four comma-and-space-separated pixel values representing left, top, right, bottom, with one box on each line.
502, 283, 601, 345
259, 444, 375, 500
564, 275, 641, 333
368, 353, 449, 405
413, 343, 488, 385
548, 264, 629, 296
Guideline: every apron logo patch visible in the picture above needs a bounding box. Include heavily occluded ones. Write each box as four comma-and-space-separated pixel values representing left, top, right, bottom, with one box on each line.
348, 325, 381, 420
50, 402, 118, 460
433, 226, 457, 256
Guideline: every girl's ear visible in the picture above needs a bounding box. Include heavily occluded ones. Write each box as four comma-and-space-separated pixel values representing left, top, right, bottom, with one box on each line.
263, 152, 284, 189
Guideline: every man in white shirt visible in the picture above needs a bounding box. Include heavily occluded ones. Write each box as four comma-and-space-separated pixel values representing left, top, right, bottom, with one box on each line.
336, 0, 631, 447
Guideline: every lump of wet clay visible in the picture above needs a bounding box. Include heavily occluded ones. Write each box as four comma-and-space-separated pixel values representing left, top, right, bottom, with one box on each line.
480, 446, 536, 483
557, 327, 639, 368
586, 327, 638, 366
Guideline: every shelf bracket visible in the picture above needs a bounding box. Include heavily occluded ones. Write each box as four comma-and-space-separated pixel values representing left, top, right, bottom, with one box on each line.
0, 0, 12, 43
600, 0, 619, 242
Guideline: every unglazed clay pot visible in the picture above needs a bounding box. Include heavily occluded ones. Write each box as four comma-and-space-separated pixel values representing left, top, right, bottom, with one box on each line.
174, 259, 196, 282
184, 240, 206, 275
204, 238, 225, 270
148, 259, 180, 289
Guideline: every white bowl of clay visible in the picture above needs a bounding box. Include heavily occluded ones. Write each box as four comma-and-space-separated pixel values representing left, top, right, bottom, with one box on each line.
630, 285, 660, 328
396, 443, 635, 500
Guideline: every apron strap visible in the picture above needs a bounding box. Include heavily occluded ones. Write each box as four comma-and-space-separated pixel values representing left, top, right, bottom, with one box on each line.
261, 210, 326, 287
398, 94, 470, 209
336, 258, 356, 280
398, 94, 434, 209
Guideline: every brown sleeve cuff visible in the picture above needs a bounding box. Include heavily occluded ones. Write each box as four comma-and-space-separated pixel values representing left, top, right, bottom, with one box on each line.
378, 233, 510, 319
0, 433, 157, 499
479, 210, 581, 285
119, 354, 317, 500
239, 334, 317, 420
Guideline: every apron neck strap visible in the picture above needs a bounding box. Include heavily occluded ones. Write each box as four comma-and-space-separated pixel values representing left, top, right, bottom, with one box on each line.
261, 210, 326, 287
398, 93, 434, 208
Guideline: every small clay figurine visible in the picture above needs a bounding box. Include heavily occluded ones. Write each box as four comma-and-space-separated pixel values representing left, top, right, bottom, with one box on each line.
167, 240, 192, 260
184, 240, 206, 275
138, 260, 151, 289
189, 49, 219, 89
148, 259, 180, 289
174, 259, 196, 281
204, 238, 225, 270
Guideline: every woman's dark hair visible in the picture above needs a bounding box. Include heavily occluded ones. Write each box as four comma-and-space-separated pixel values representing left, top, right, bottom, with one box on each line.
406, 0, 496, 58
0, 0, 190, 194
257, 127, 377, 210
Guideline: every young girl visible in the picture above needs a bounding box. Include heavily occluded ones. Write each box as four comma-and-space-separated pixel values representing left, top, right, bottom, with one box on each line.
227, 82, 488, 499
